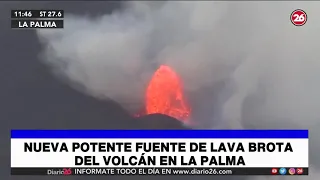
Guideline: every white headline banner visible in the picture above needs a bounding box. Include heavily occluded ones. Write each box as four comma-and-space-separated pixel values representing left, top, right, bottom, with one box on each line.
11, 138, 308, 168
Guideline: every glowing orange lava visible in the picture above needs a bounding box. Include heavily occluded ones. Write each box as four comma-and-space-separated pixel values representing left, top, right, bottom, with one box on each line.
144, 65, 191, 122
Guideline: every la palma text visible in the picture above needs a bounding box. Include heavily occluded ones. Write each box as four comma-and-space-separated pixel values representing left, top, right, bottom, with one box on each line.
11, 20, 63, 28
72, 154, 246, 166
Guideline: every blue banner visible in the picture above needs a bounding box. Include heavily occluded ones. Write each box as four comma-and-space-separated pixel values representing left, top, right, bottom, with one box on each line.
11, 130, 308, 139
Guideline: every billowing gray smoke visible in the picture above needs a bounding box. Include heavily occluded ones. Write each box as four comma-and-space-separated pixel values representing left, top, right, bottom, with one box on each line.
36, 1, 320, 179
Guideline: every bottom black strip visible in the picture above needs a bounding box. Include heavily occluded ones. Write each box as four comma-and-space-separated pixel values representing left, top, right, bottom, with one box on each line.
11, 167, 308, 176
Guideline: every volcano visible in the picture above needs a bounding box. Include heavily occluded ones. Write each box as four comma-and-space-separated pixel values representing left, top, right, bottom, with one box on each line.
137, 65, 191, 123
135, 113, 190, 129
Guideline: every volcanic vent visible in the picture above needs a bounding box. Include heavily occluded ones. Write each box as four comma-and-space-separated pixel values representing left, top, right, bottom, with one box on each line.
136, 65, 191, 123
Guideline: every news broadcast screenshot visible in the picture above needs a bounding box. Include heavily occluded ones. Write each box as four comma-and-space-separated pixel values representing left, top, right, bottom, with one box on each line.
2, 1, 318, 180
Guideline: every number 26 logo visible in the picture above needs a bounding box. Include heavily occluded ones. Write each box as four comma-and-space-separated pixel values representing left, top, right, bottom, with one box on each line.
290, 9, 307, 26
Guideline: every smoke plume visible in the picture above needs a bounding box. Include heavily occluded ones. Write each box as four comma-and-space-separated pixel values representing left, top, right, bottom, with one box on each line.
36, 1, 320, 179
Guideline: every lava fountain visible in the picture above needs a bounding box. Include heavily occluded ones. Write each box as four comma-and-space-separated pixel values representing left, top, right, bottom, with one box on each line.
142, 65, 191, 123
